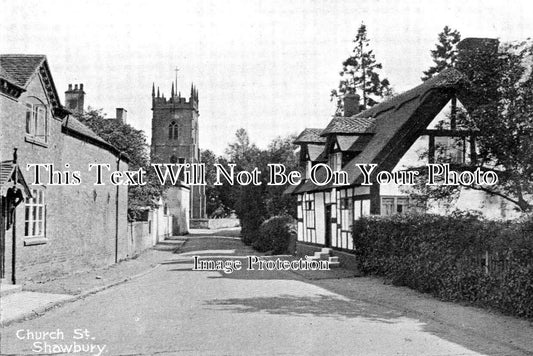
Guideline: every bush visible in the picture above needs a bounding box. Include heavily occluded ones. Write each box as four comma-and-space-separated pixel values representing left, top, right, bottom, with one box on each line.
252, 215, 294, 254
236, 184, 267, 245
353, 212, 533, 318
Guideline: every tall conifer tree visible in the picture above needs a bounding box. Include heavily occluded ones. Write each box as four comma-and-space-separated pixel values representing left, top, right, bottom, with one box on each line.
331, 23, 391, 114
422, 26, 461, 80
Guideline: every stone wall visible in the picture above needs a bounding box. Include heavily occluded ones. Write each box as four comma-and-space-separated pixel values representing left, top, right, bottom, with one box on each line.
189, 218, 240, 230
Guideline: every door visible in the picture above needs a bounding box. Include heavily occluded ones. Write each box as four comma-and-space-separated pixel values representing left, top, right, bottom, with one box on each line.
325, 204, 332, 247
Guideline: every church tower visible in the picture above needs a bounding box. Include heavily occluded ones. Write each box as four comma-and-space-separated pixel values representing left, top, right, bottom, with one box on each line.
151, 79, 206, 232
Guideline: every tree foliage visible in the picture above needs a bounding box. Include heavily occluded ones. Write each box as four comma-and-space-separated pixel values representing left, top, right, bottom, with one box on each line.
411, 39, 533, 214
460, 42, 533, 212
203, 129, 299, 243
422, 26, 461, 81
331, 23, 391, 114
76, 109, 164, 219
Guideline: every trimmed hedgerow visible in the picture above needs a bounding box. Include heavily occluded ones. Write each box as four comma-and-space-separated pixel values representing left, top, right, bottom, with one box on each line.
252, 215, 294, 254
352, 212, 533, 319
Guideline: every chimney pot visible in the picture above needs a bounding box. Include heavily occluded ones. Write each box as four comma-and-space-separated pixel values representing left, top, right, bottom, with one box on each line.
68, 84, 72, 90
80, 83, 84, 91
74, 84, 78, 90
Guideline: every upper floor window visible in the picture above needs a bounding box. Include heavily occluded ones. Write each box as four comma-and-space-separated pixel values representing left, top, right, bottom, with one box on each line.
168, 121, 178, 140
434, 136, 469, 164
329, 152, 343, 171
25, 98, 48, 144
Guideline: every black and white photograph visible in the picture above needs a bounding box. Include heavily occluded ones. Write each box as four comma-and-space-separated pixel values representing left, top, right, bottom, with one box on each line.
1, 0, 532, 355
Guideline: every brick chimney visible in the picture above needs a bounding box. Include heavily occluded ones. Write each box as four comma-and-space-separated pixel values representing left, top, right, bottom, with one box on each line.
116, 108, 127, 123
65, 83, 85, 114
456, 38, 500, 107
343, 92, 360, 117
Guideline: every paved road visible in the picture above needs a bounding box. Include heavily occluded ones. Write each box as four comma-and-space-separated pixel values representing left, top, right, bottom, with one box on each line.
1, 234, 531, 355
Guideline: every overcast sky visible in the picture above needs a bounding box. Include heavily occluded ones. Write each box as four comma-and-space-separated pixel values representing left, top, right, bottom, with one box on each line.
2, 0, 532, 154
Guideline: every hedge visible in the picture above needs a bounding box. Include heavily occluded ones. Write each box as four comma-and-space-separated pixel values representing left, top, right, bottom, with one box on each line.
252, 215, 294, 254
352, 212, 533, 318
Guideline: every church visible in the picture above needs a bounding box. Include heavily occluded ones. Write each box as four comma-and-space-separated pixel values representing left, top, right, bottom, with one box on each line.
150, 79, 206, 235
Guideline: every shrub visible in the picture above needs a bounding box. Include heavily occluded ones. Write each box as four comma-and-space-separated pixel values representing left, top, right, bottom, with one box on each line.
253, 215, 294, 254
236, 184, 267, 245
353, 212, 533, 319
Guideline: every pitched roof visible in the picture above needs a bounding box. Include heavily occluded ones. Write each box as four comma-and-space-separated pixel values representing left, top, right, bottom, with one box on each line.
321, 116, 376, 136
294, 128, 327, 144
0, 55, 45, 88
61, 117, 129, 162
336, 135, 359, 151
0, 54, 63, 110
308, 144, 326, 161
295, 68, 468, 193
0, 161, 32, 197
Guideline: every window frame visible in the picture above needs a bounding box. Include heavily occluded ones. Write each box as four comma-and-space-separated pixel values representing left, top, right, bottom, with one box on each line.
380, 196, 410, 217
304, 194, 315, 229
25, 98, 49, 145
339, 197, 353, 231
24, 187, 48, 245
168, 121, 178, 140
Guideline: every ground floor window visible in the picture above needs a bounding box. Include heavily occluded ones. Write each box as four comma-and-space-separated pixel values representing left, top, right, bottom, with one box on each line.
304, 194, 315, 228
381, 196, 409, 216
339, 197, 353, 231
25, 189, 46, 238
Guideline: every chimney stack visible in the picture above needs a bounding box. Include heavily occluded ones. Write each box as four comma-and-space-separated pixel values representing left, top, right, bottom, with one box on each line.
116, 108, 127, 123
343, 92, 360, 117
65, 83, 85, 114
456, 38, 500, 107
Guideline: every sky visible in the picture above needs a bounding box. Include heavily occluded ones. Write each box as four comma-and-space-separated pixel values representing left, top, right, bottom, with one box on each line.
2, 0, 532, 155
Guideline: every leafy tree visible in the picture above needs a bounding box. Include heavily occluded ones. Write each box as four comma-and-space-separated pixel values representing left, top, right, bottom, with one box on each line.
225, 128, 260, 170
76, 109, 164, 219
262, 135, 298, 217
331, 23, 391, 114
422, 26, 461, 81
410, 40, 533, 214
460, 42, 533, 212
222, 129, 299, 243
201, 149, 234, 218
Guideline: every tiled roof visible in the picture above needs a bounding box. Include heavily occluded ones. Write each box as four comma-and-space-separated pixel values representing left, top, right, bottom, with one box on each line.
0, 65, 18, 86
0, 161, 32, 197
0, 55, 45, 88
321, 116, 376, 136
63, 117, 110, 146
61, 117, 130, 162
294, 128, 327, 144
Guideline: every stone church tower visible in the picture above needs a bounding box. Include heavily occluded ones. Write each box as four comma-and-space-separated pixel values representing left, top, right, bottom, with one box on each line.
151, 80, 206, 234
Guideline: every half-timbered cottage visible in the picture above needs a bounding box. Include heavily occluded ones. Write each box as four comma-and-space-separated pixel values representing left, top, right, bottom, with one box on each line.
289, 38, 521, 255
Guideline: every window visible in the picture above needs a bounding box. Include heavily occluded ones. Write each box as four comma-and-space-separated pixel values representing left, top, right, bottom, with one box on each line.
339, 197, 353, 231
168, 121, 178, 140
25, 99, 48, 144
25, 189, 46, 238
381, 196, 409, 216
304, 195, 315, 228
434, 136, 468, 164
329, 152, 342, 171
